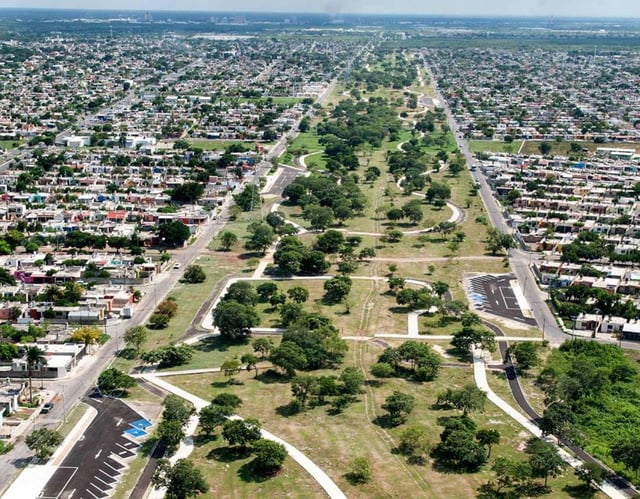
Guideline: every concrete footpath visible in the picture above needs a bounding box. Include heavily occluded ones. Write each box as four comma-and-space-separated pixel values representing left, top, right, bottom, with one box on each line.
140, 374, 347, 499
472, 347, 627, 499
3, 405, 97, 499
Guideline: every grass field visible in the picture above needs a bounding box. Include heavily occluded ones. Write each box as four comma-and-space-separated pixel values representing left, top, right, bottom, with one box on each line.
168, 340, 596, 498
469, 140, 523, 154
0, 140, 24, 150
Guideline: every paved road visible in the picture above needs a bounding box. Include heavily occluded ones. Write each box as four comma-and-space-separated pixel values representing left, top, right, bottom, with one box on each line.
467, 274, 537, 326
266, 165, 306, 196
39, 396, 145, 499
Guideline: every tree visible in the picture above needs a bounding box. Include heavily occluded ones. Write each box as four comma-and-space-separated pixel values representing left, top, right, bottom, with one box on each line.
69, 325, 102, 352
425, 181, 451, 204
434, 417, 487, 472
339, 367, 365, 395
398, 425, 431, 463
212, 392, 243, 410
314, 230, 345, 254
270, 342, 308, 376
224, 281, 258, 306
526, 438, 566, 487
148, 313, 169, 330
123, 326, 147, 356
0, 343, 18, 361
436, 384, 487, 416
199, 404, 232, 435
575, 462, 604, 489
611, 438, 640, 478
25, 428, 62, 460
158, 221, 191, 247
480, 457, 532, 496
25, 345, 46, 404
485, 227, 515, 255
402, 200, 424, 224
182, 264, 206, 283
158, 419, 187, 452
171, 182, 204, 204
347, 456, 372, 484
256, 282, 278, 302
507, 341, 540, 371
287, 286, 309, 304
213, 300, 259, 340
251, 439, 288, 475
245, 222, 276, 254
323, 275, 352, 304
370, 362, 395, 378
382, 391, 415, 426
476, 428, 500, 458
221, 358, 241, 383
303, 205, 335, 231
222, 418, 262, 449
252, 337, 274, 359
539, 141, 552, 155
219, 231, 238, 251
163, 394, 195, 426
152, 458, 209, 499
97, 367, 136, 395
291, 375, 317, 407
233, 184, 262, 212
451, 328, 496, 353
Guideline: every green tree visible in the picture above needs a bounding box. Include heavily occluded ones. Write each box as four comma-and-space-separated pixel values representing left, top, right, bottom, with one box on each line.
222, 418, 262, 449
526, 438, 566, 487
97, 368, 136, 396
171, 182, 204, 204
476, 428, 500, 458
485, 227, 515, 255
256, 282, 278, 302
398, 425, 431, 463
370, 362, 395, 378
347, 456, 372, 484
611, 438, 640, 478
382, 391, 415, 426
212, 393, 243, 409
451, 328, 496, 353
182, 264, 206, 283
199, 404, 232, 435
575, 462, 604, 490
25, 428, 62, 460
163, 394, 195, 426
291, 375, 317, 407
252, 337, 274, 359
323, 275, 352, 304
158, 221, 191, 247
221, 358, 241, 384
123, 326, 147, 356
251, 439, 288, 475
287, 286, 309, 304
314, 230, 345, 254
303, 205, 335, 231
213, 300, 259, 340
245, 222, 276, 254
339, 367, 365, 395
507, 341, 540, 371
152, 458, 209, 499
436, 384, 487, 416
69, 325, 102, 352
158, 419, 186, 452
219, 231, 238, 251
0, 343, 18, 361
270, 342, 308, 376
233, 184, 262, 212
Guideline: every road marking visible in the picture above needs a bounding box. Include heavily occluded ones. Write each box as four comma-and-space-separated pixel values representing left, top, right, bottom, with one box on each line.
86, 487, 100, 499
95, 475, 111, 487
95, 449, 102, 459
116, 418, 123, 427
68, 490, 75, 499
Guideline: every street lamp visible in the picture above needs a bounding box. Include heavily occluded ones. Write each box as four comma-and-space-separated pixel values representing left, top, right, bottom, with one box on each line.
60, 382, 66, 423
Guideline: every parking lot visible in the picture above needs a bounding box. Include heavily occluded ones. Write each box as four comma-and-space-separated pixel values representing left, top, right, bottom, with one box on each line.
39, 396, 149, 499
465, 274, 537, 326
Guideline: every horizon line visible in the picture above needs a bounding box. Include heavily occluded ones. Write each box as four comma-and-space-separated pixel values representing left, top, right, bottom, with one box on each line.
0, 7, 638, 21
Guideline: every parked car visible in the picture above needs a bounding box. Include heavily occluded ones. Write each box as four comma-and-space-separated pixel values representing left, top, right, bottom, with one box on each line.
41, 402, 54, 414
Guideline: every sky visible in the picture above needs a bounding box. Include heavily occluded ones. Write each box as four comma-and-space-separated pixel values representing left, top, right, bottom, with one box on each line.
2, 0, 640, 18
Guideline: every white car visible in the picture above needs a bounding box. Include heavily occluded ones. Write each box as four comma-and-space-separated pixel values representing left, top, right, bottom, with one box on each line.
173, 263, 181, 270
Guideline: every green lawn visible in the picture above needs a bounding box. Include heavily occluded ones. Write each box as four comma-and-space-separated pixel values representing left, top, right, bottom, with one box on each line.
469, 140, 523, 154
0, 140, 24, 150
169, 340, 594, 499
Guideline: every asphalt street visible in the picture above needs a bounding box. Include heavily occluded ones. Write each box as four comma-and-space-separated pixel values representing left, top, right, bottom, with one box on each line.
39, 397, 145, 499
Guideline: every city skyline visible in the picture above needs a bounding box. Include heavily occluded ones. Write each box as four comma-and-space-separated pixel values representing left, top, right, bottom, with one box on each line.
2, 0, 640, 18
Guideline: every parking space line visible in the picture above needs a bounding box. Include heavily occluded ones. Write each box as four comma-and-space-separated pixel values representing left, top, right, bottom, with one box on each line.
94, 475, 112, 488
85, 487, 100, 499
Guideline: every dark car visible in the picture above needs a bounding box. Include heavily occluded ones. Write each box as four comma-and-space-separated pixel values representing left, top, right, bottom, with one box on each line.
41, 402, 54, 414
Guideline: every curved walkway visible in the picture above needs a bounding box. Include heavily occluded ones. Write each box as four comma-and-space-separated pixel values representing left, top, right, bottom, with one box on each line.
298, 150, 322, 169
140, 374, 347, 499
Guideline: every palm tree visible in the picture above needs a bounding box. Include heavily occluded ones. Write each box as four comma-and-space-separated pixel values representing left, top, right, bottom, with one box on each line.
25, 346, 47, 404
